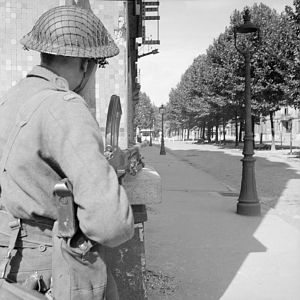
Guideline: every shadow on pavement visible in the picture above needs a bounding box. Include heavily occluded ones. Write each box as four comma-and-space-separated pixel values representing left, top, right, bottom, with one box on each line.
143, 144, 300, 300
195, 140, 300, 153
171, 146, 299, 209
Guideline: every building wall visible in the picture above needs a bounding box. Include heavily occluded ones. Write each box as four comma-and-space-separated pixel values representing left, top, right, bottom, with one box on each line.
255, 107, 300, 145
0, 0, 63, 95
93, 0, 129, 149
0, 0, 129, 148
224, 107, 300, 146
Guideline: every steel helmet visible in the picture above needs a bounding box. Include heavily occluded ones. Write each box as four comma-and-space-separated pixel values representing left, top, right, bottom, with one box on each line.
20, 5, 119, 59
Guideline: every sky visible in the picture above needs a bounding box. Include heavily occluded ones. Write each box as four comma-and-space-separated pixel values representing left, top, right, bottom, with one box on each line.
137, 0, 294, 106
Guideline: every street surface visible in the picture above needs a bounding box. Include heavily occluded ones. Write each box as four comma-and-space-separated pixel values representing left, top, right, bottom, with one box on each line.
141, 141, 300, 300
161, 140, 300, 230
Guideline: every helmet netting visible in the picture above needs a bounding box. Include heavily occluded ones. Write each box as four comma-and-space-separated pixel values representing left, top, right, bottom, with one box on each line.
20, 6, 119, 59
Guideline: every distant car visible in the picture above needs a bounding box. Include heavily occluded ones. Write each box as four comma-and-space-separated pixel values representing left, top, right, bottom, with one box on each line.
139, 129, 155, 142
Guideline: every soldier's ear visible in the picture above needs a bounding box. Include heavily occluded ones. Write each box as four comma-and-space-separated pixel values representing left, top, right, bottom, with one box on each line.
81, 59, 89, 73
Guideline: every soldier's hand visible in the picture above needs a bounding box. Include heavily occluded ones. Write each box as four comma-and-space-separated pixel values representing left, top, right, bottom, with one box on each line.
104, 147, 126, 177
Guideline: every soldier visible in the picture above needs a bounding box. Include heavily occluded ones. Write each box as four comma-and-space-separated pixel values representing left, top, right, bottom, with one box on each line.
0, 5, 134, 300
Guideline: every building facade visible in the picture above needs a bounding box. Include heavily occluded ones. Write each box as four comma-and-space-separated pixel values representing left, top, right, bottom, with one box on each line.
0, 0, 140, 148
225, 107, 300, 147
260, 107, 300, 147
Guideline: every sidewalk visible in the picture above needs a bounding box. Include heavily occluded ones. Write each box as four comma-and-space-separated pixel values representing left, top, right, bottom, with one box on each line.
142, 143, 300, 300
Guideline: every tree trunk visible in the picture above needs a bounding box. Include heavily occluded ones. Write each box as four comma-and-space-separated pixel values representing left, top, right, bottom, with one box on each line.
202, 122, 206, 139
223, 121, 226, 144
235, 112, 239, 147
207, 125, 211, 142
270, 112, 276, 151
239, 120, 243, 142
215, 124, 219, 143
260, 118, 263, 144
214, 116, 219, 143
187, 128, 190, 140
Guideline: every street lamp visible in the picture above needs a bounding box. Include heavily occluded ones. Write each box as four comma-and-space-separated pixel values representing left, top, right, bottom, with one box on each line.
234, 9, 261, 216
149, 115, 153, 146
159, 104, 166, 155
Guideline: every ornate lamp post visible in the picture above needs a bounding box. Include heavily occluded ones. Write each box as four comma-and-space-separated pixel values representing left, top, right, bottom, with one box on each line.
159, 104, 166, 155
149, 118, 153, 146
234, 9, 261, 216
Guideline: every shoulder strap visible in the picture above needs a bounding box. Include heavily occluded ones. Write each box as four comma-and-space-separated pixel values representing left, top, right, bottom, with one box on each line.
0, 89, 57, 279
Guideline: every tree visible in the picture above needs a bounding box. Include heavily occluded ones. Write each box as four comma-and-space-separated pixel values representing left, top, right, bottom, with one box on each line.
167, 56, 213, 140
133, 92, 155, 132
282, 0, 300, 107
167, 2, 297, 148
231, 4, 288, 150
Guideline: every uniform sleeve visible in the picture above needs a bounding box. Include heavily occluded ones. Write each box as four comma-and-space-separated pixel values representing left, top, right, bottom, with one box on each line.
43, 95, 134, 247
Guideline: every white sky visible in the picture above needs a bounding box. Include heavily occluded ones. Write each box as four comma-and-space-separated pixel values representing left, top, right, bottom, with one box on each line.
138, 0, 294, 106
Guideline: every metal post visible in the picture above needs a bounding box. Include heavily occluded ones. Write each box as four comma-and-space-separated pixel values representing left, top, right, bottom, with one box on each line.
160, 113, 166, 155
237, 50, 260, 216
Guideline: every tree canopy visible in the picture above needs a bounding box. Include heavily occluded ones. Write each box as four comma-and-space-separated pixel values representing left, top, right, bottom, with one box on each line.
133, 91, 156, 130
165, 1, 300, 141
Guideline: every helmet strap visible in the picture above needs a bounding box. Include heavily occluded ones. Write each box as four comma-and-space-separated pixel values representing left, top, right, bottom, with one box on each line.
73, 71, 87, 94
73, 60, 96, 94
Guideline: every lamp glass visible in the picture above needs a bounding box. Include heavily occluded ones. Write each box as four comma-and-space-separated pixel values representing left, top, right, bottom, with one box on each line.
235, 23, 259, 34
159, 105, 165, 114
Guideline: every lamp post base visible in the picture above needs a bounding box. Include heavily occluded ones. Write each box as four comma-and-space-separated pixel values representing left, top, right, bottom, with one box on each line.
237, 202, 261, 216
160, 138, 166, 155
160, 148, 166, 155
236, 130, 261, 216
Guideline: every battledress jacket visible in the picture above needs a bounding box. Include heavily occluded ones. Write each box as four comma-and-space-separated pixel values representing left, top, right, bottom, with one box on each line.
0, 65, 134, 247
